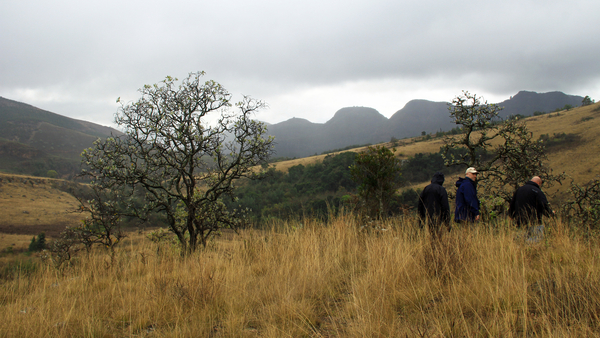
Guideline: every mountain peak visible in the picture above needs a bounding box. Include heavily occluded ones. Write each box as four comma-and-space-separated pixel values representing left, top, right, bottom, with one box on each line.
326, 107, 387, 125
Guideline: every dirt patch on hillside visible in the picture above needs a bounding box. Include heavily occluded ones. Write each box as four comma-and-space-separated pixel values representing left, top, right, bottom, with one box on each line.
0, 223, 69, 238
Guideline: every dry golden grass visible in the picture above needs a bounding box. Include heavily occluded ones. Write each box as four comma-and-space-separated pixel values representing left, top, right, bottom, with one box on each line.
0, 234, 33, 252
0, 173, 84, 237
526, 104, 600, 193
2, 214, 600, 337
269, 139, 445, 173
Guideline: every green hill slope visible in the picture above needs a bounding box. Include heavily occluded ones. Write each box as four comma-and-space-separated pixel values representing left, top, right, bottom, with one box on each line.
0, 97, 122, 177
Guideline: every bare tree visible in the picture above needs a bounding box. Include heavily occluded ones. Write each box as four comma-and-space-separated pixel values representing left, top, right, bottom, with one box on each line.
81, 72, 274, 254
441, 91, 563, 217
563, 177, 600, 230
74, 184, 131, 253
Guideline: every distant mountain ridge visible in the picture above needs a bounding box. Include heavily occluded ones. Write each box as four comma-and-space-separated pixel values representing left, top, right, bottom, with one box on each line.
0, 96, 122, 177
0, 91, 585, 176
267, 91, 584, 158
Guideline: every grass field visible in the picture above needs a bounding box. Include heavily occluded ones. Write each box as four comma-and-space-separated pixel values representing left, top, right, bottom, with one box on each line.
0, 173, 84, 238
1, 214, 599, 337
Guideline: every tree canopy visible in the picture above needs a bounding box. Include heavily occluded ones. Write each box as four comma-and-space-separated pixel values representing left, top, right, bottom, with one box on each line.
350, 145, 401, 219
81, 72, 274, 253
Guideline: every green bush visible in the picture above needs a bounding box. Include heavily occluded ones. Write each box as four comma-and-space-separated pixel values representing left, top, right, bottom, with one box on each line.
28, 233, 46, 252
228, 152, 359, 221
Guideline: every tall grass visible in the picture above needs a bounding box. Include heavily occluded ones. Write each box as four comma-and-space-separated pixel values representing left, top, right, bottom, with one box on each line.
2, 214, 600, 337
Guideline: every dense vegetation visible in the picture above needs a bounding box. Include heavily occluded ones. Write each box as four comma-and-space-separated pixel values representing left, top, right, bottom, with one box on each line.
227, 150, 466, 222
229, 152, 357, 222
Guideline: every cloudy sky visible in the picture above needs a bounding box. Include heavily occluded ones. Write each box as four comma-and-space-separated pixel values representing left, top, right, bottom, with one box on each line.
1, 0, 599, 128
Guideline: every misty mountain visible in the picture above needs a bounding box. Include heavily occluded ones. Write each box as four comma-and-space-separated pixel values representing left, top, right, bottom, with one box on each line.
387, 100, 451, 137
496, 91, 583, 118
267, 107, 389, 158
0, 96, 122, 177
267, 91, 585, 158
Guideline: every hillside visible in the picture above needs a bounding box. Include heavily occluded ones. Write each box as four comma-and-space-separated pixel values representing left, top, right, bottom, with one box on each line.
270, 102, 600, 196
267, 91, 584, 158
497, 91, 583, 119
0, 97, 122, 177
387, 99, 451, 138
0, 173, 86, 237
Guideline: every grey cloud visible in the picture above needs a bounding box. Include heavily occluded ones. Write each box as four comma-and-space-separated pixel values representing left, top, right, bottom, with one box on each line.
1, 0, 600, 126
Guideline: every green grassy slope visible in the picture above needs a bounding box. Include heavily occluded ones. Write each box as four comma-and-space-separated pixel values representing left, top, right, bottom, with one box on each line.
0, 97, 123, 177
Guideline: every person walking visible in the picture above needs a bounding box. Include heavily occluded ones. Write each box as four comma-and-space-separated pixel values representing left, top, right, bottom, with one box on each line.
418, 172, 451, 239
508, 176, 554, 227
454, 167, 480, 223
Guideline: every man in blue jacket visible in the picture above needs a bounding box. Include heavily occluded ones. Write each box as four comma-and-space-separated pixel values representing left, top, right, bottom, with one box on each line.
454, 167, 480, 223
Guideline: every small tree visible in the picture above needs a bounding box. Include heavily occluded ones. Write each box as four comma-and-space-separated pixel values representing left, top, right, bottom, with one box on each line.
28, 236, 36, 252
28, 233, 46, 252
350, 145, 401, 219
81, 72, 274, 254
48, 227, 83, 268
46, 170, 58, 179
441, 91, 504, 172
563, 177, 600, 230
74, 184, 131, 253
582, 96, 595, 106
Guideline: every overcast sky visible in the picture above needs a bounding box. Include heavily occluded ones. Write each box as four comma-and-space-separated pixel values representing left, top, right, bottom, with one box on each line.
2, 0, 599, 128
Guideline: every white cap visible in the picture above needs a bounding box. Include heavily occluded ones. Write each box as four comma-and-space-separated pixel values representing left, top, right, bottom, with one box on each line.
465, 167, 478, 174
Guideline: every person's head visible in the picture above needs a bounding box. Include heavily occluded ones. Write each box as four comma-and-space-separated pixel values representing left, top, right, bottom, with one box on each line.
465, 167, 478, 181
432, 171, 445, 185
531, 176, 542, 186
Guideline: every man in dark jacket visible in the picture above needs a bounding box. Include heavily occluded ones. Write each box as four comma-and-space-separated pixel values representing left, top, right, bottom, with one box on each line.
508, 176, 554, 227
454, 167, 480, 223
418, 172, 451, 239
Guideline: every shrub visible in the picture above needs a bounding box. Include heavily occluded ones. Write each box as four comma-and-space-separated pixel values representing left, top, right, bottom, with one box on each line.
27, 233, 46, 252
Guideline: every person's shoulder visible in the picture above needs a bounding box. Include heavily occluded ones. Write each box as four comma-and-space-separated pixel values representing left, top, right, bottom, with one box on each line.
431, 183, 447, 194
